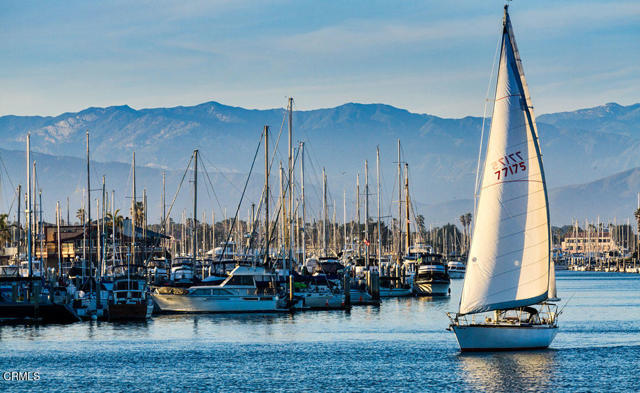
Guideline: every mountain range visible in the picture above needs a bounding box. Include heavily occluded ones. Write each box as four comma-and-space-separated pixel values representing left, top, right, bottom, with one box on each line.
0, 100, 639, 226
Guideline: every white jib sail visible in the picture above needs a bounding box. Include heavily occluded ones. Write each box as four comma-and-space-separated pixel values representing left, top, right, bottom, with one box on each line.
459, 10, 550, 315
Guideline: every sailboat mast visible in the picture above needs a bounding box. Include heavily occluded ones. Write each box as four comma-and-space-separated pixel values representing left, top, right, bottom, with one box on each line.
112, 190, 116, 266
132, 152, 136, 267
193, 149, 198, 266
405, 163, 410, 254
86, 131, 92, 281
377, 146, 382, 268
56, 201, 61, 277
17, 185, 21, 258
356, 173, 360, 257
287, 98, 294, 262
322, 167, 327, 257
397, 139, 402, 260
343, 189, 347, 253
101, 176, 105, 276
279, 162, 285, 261
365, 160, 369, 267
332, 201, 337, 255
300, 142, 306, 267
162, 171, 166, 236
263, 126, 269, 266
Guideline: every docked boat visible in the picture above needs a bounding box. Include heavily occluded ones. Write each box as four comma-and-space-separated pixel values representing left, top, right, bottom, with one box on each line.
447, 260, 466, 279
448, 5, 559, 351
107, 264, 153, 321
151, 265, 290, 313
293, 275, 345, 310
413, 253, 450, 296
0, 277, 79, 323
170, 257, 195, 284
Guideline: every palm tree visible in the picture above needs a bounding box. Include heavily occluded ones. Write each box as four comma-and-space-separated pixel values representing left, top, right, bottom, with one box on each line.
131, 202, 144, 228
459, 215, 467, 254
0, 214, 10, 249
76, 208, 86, 225
106, 209, 124, 229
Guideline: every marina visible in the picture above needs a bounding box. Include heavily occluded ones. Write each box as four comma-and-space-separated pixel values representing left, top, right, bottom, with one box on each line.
0, 1, 638, 392
1, 271, 639, 392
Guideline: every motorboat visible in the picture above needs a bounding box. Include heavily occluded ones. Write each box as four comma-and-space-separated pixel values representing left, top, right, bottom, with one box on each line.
413, 253, 450, 296
447, 260, 466, 279
151, 265, 290, 313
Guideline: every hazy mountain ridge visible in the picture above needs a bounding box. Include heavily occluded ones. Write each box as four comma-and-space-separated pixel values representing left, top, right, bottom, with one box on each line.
0, 100, 639, 225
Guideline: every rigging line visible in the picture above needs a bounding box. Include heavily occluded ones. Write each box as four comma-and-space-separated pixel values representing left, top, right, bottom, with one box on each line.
242, 116, 289, 241
6, 188, 16, 218
0, 154, 15, 191
473, 25, 503, 228
248, 145, 301, 252
255, 148, 302, 258
162, 153, 194, 230
199, 153, 242, 194
218, 134, 263, 262
198, 156, 225, 214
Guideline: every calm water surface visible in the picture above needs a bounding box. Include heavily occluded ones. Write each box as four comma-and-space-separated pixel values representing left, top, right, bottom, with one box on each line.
1, 271, 639, 392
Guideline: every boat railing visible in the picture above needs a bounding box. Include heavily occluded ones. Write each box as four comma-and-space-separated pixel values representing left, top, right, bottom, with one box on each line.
447, 304, 558, 328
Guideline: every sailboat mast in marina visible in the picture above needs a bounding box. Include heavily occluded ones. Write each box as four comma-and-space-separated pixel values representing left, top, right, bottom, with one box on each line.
448, 5, 559, 351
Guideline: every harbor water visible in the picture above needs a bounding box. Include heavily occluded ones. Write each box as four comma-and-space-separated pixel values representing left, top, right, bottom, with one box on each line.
1, 271, 639, 392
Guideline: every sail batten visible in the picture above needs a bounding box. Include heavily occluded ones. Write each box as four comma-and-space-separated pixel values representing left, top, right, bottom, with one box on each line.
459, 7, 553, 315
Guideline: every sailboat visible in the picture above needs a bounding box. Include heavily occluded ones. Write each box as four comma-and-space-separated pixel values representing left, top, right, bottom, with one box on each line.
448, 5, 559, 351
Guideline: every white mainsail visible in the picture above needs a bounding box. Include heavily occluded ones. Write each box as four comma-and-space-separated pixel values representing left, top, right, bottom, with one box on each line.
459, 9, 551, 315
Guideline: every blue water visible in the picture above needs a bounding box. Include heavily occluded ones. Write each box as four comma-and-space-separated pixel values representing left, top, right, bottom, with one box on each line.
1, 271, 639, 392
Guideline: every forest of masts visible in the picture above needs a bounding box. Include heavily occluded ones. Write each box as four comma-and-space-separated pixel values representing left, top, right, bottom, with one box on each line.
1, 98, 476, 266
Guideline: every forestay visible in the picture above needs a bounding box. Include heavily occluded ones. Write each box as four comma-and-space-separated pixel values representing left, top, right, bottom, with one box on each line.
459, 10, 551, 315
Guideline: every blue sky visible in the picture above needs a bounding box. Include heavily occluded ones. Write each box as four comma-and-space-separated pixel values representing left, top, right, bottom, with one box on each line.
1, 0, 638, 118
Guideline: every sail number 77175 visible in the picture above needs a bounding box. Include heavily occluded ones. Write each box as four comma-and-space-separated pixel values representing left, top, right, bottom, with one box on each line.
491, 151, 526, 180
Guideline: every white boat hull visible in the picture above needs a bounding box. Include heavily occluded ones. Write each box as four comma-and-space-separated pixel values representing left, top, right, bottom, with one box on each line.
151, 293, 284, 313
414, 281, 450, 296
452, 324, 558, 351
448, 271, 465, 279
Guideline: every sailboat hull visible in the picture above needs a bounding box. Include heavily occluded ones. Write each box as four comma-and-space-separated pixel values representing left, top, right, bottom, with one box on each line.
452, 324, 557, 351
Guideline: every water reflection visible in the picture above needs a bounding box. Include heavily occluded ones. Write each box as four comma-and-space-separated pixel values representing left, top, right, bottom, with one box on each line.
458, 350, 557, 392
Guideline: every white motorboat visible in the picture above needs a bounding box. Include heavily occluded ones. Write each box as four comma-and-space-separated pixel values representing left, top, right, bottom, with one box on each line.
447, 261, 466, 279
151, 265, 289, 313
170, 257, 195, 283
413, 254, 450, 296
448, 5, 559, 351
